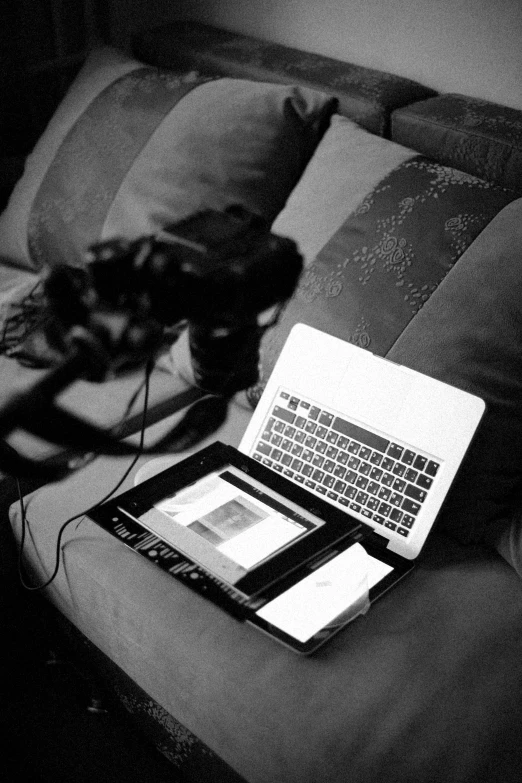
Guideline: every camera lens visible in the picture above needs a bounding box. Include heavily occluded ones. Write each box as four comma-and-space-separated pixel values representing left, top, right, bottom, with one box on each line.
188, 321, 261, 396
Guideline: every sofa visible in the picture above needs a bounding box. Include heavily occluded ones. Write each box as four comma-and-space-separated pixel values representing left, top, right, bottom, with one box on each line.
2, 20, 522, 783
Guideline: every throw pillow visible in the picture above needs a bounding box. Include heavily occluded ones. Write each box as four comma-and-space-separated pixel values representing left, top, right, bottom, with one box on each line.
0, 45, 336, 272
252, 114, 515, 399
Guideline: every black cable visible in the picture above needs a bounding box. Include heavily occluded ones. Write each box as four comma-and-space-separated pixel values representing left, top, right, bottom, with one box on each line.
15, 358, 153, 591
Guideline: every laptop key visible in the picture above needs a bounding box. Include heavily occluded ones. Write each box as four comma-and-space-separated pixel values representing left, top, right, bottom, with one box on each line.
265, 395, 441, 540
273, 406, 296, 424
319, 411, 334, 426
332, 418, 390, 453
417, 473, 433, 490
404, 484, 427, 503
401, 450, 416, 465
402, 498, 421, 515
414, 455, 427, 471
425, 460, 440, 477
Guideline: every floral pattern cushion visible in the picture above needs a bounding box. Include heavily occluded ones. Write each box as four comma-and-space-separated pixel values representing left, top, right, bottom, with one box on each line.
249, 154, 515, 405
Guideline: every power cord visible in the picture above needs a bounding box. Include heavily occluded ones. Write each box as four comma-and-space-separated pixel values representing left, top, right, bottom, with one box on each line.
15, 358, 153, 591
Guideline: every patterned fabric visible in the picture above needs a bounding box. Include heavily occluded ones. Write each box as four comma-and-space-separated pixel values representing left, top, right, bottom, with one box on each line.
392, 94, 522, 194
0, 44, 336, 272
27, 68, 210, 269
135, 20, 436, 136
247, 156, 515, 407
0, 45, 336, 363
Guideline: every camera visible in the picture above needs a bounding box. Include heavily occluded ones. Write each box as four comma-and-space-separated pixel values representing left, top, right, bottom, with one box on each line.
44, 206, 303, 395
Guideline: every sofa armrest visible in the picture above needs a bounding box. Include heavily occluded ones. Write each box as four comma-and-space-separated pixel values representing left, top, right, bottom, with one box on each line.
0, 155, 25, 209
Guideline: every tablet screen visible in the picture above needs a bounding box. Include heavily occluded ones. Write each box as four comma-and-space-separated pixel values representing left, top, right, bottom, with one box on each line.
132, 465, 326, 587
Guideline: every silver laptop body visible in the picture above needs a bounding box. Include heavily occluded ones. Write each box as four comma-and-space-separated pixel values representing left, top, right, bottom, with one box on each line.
240, 323, 485, 560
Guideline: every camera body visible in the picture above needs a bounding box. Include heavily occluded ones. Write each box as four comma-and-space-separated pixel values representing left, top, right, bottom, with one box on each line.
45, 206, 303, 395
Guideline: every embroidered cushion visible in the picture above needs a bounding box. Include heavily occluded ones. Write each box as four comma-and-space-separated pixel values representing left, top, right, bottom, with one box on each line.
0, 46, 335, 272
252, 114, 515, 396
239, 114, 519, 545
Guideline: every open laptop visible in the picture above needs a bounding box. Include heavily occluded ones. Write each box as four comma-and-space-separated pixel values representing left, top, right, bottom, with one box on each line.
89, 323, 485, 654
239, 323, 485, 561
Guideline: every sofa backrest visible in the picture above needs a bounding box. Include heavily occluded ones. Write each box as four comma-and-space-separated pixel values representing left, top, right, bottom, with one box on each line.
133, 20, 437, 137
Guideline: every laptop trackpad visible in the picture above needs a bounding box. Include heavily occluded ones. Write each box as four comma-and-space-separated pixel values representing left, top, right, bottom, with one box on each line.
333, 355, 413, 432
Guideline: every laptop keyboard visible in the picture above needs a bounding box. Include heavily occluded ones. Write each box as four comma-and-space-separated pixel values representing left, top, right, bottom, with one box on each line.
250, 390, 441, 539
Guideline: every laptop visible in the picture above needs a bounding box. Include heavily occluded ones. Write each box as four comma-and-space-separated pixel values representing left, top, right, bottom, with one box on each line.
239, 323, 485, 561
89, 323, 485, 654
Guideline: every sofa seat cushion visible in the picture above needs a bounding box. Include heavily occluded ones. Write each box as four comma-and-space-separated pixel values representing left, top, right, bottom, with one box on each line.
9, 418, 522, 783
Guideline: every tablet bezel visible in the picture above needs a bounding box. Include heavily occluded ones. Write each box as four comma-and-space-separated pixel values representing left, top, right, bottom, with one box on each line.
91, 442, 371, 600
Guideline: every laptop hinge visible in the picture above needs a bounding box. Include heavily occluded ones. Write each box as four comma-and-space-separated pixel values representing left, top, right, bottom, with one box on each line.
366, 530, 390, 550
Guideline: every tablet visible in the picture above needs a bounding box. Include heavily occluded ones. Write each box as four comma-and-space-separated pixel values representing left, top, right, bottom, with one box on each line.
88, 442, 412, 653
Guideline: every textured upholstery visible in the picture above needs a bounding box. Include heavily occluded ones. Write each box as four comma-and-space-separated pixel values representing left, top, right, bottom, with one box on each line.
134, 20, 437, 136
9, 422, 522, 783
0, 46, 334, 273
391, 94, 522, 194
4, 20, 522, 783
256, 120, 515, 394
